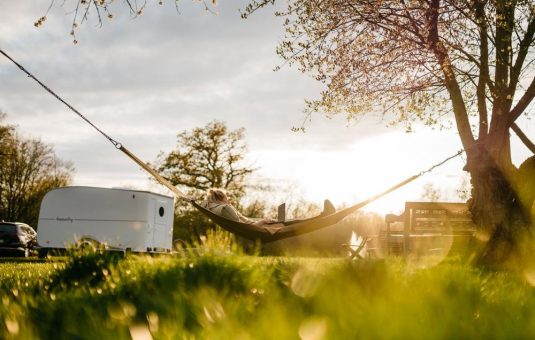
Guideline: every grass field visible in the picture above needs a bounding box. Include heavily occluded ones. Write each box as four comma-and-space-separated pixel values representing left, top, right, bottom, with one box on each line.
1, 241, 535, 339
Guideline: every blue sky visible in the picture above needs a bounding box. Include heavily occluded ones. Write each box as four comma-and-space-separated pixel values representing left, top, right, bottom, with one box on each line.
1, 1, 534, 214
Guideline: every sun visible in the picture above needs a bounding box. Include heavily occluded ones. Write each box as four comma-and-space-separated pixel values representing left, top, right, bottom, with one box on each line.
298, 132, 423, 214
253, 129, 465, 215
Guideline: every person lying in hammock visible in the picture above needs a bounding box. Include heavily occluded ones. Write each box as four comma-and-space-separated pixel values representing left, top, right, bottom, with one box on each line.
200, 188, 277, 226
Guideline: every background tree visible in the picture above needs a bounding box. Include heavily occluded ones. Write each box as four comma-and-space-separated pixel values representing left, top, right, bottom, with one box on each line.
0, 112, 13, 144
156, 120, 256, 240
157, 120, 255, 200
0, 113, 74, 226
0, 114, 15, 217
244, 0, 535, 266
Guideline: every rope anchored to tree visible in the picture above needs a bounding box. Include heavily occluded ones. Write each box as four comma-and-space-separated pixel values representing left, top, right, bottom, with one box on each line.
0, 48, 464, 213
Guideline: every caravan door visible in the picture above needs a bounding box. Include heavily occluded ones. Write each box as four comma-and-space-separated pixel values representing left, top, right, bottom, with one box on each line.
150, 197, 173, 252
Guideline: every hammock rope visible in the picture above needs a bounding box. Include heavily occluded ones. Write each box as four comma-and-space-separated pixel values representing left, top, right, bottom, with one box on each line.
1, 48, 465, 241
0, 49, 189, 200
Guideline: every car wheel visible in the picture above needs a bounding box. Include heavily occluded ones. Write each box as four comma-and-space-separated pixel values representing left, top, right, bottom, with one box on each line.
38, 249, 49, 259
77, 237, 103, 254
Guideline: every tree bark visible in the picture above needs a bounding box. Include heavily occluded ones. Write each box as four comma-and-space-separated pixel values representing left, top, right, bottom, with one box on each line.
466, 140, 532, 267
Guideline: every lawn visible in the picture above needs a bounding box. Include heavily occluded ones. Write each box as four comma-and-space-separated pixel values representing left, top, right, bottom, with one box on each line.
0, 245, 534, 339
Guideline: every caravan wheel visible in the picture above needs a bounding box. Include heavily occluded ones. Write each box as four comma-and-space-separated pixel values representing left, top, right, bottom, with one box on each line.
38, 249, 49, 259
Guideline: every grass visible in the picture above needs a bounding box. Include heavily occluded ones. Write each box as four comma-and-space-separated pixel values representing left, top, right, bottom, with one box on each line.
0, 241, 535, 339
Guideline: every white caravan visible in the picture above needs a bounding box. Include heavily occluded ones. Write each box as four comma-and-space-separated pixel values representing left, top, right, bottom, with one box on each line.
37, 186, 174, 255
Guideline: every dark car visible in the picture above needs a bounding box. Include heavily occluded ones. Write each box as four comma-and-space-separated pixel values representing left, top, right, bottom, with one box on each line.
0, 222, 37, 257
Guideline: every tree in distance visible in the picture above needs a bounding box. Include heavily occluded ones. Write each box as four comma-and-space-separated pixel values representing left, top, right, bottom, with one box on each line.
156, 120, 256, 240
0, 113, 74, 227
156, 120, 255, 201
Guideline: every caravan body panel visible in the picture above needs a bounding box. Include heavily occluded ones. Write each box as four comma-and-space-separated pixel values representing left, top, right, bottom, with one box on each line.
37, 186, 174, 253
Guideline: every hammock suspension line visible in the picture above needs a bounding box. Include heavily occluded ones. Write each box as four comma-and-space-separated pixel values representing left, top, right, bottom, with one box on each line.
1, 48, 465, 241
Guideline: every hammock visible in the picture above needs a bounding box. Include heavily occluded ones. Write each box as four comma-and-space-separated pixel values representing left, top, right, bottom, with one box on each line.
192, 172, 423, 242
120, 133, 461, 242
194, 200, 373, 243
0, 49, 465, 242
121, 142, 461, 242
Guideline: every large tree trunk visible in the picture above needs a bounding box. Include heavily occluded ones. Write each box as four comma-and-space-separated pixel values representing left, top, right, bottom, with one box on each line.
466, 142, 532, 267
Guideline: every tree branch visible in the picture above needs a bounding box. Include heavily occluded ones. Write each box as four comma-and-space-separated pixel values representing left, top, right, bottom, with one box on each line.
426, 0, 475, 149
508, 75, 535, 124
493, 0, 515, 114
475, 0, 490, 139
511, 122, 535, 154
509, 16, 535, 99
